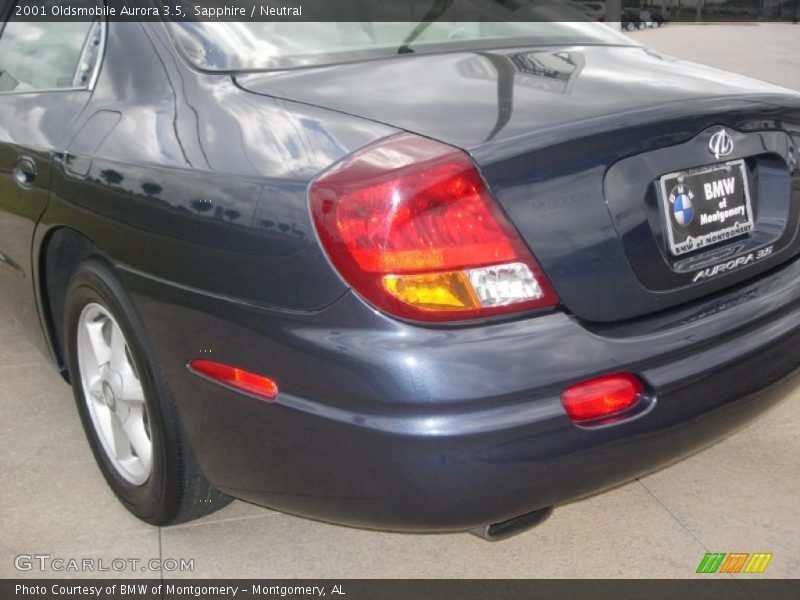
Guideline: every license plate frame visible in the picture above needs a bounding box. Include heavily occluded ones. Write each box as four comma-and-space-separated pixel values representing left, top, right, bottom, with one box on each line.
659, 159, 754, 257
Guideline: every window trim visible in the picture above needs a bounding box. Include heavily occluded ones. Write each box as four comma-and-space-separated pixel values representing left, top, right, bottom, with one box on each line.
0, 10, 108, 96
85, 18, 108, 91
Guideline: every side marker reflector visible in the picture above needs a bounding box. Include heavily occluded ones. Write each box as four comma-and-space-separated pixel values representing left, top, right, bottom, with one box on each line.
189, 359, 278, 401
561, 373, 644, 424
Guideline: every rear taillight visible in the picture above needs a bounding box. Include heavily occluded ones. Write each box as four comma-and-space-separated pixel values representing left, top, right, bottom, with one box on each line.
309, 133, 558, 322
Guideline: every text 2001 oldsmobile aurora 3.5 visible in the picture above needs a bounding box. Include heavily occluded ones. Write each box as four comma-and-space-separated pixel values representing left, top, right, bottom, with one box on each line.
1, 12, 799, 539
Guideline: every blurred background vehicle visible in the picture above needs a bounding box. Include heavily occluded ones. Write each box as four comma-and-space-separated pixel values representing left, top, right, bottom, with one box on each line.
576, 0, 608, 20
622, 7, 646, 29
650, 6, 669, 26
639, 8, 655, 26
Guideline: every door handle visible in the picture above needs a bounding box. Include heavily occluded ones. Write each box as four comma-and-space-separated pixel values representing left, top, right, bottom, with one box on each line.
13, 156, 37, 188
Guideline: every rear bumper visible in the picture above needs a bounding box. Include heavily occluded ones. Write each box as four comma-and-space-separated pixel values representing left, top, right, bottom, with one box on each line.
190, 344, 799, 532
122, 257, 800, 532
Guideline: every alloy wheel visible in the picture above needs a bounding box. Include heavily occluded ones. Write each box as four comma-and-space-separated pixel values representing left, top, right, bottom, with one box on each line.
76, 303, 152, 485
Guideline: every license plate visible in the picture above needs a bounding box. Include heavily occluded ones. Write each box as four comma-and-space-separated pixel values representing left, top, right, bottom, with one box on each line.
659, 159, 754, 256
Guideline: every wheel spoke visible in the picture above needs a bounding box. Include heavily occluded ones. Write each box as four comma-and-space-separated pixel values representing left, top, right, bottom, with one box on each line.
109, 323, 128, 375
109, 412, 132, 460
122, 382, 145, 404
122, 405, 152, 470
84, 318, 111, 368
120, 370, 145, 403
91, 399, 116, 450
110, 324, 144, 404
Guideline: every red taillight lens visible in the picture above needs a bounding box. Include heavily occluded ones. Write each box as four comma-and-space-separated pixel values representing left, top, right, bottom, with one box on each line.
309, 133, 558, 322
189, 359, 278, 401
561, 373, 644, 424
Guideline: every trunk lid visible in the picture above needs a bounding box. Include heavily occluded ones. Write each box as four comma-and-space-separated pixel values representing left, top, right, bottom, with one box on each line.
236, 45, 800, 322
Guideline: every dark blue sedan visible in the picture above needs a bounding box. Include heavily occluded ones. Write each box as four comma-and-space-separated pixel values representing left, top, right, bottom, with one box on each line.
1, 14, 799, 540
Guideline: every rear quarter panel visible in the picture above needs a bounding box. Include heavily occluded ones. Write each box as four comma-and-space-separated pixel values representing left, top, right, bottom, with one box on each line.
36, 21, 397, 316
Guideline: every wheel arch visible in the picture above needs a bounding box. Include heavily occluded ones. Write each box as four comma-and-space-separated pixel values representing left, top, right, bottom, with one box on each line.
37, 226, 100, 382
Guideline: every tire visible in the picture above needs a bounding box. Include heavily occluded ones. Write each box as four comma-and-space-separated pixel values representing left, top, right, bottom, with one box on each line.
64, 257, 232, 525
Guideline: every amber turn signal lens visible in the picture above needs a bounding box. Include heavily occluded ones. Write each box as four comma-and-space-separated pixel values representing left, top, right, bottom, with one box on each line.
382, 271, 480, 311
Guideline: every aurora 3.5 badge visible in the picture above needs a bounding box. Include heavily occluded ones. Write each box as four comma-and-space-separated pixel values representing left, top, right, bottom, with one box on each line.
659, 159, 755, 256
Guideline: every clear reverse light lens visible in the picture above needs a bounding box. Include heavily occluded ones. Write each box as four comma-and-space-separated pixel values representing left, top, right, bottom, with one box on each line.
466, 262, 543, 308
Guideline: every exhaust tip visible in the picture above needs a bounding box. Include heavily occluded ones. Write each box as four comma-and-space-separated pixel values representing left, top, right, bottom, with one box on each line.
469, 506, 554, 542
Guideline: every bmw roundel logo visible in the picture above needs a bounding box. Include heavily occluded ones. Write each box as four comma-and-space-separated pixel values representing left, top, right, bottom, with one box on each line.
669, 183, 694, 227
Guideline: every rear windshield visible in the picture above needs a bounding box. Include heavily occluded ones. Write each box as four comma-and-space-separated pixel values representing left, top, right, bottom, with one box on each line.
170, 17, 632, 72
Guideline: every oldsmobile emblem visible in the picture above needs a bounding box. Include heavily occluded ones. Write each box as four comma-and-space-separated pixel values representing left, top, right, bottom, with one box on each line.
709, 128, 734, 160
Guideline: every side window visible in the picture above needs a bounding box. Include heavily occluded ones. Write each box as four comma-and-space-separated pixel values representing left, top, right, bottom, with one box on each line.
0, 5, 102, 93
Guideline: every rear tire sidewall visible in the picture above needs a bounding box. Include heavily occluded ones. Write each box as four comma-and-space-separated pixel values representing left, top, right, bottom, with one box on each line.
65, 259, 170, 522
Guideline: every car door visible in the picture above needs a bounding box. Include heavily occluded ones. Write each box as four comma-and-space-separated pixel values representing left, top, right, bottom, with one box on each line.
0, 3, 103, 351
